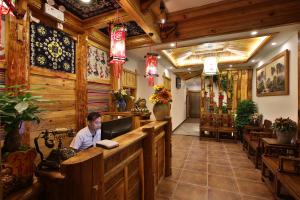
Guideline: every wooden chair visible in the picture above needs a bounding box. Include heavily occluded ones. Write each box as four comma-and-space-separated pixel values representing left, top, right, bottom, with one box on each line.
243, 119, 273, 168
261, 140, 300, 199
199, 113, 218, 140
217, 114, 236, 142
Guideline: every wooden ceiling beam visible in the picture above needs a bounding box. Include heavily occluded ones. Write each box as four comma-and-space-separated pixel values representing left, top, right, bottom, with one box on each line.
87, 28, 110, 49
83, 9, 133, 30
164, 0, 300, 42
140, 0, 160, 13
127, 35, 154, 49
118, 0, 162, 43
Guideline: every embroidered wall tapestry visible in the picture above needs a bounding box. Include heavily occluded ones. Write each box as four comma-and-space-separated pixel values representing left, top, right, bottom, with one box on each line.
30, 22, 76, 73
87, 45, 110, 82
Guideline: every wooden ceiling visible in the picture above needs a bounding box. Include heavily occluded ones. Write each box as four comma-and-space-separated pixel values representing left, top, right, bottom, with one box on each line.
162, 36, 271, 68
31, 0, 300, 50
54, 0, 121, 19
175, 71, 202, 80
99, 21, 146, 38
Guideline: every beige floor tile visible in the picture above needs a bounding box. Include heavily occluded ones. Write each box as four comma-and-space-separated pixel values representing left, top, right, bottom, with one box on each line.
156, 179, 177, 197
208, 164, 234, 177
179, 170, 207, 186
237, 179, 273, 199
208, 188, 241, 200
208, 174, 239, 192
184, 161, 208, 173
173, 183, 208, 200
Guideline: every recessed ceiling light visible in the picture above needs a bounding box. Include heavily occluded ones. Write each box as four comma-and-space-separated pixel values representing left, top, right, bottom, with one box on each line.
229, 64, 233, 67
80, 0, 91, 3
251, 31, 258, 36
157, 55, 161, 59
188, 68, 191, 71
170, 43, 175, 47
251, 59, 256, 63
271, 42, 277, 46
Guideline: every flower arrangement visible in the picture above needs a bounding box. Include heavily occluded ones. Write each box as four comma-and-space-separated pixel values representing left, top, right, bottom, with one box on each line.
272, 117, 297, 133
149, 85, 172, 105
113, 89, 134, 111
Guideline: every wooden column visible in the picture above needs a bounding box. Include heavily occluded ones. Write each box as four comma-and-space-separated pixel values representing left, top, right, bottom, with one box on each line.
6, 1, 30, 145
247, 69, 253, 100
142, 126, 155, 200
298, 32, 300, 139
76, 33, 88, 130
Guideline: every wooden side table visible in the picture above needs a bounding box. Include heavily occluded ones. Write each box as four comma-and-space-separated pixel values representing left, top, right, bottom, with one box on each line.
261, 138, 299, 157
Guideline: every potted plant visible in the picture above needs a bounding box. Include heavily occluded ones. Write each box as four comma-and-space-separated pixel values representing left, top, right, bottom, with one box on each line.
272, 117, 297, 144
149, 85, 172, 121
234, 100, 257, 141
0, 85, 47, 197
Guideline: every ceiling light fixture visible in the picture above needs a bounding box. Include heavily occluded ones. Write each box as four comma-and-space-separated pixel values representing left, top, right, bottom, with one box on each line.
271, 42, 277, 46
157, 55, 161, 59
229, 64, 233, 67
169, 67, 173, 69
80, 0, 91, 3
251, 31, 258, 36
203, 57, 218, 75
251, 59, 256, 63
187, 68, 191, 71
170, 43, 175, 47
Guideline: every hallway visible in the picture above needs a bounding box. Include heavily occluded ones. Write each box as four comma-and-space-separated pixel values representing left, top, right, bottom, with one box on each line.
155, 122, 273, 200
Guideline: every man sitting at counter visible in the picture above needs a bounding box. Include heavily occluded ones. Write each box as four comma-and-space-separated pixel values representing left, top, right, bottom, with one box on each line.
70, 112, 102, 151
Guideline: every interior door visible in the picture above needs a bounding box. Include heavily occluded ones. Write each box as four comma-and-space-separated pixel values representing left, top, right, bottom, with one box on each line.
188, 91, 200, 118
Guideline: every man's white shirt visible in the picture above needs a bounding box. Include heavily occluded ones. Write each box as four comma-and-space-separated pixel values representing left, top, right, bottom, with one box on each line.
70, 127, 101, 151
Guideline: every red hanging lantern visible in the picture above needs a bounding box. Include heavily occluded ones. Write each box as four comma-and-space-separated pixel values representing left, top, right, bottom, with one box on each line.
109, 23, 126, 79
145, 53, 159, 86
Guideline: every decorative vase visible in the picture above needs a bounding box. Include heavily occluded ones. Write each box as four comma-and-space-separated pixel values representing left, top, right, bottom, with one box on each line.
2, 148, 37, 197
153, 103, 170, 121
276, 131, 296, 144
117, 99, 127, 112
3, 122, 25, 153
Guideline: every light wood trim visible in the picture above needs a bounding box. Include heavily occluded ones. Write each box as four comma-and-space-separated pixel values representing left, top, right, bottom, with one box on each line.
298, 32, 300, 138
164, 0, 300, 42
256, 49, 289, 97
30, 66, 77, 80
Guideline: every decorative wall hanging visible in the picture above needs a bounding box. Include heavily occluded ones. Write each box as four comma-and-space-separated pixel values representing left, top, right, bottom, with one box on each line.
256, 49, 289, 97
87, 43, 110, 83
30, 22, 76, 73
0, 15, 5, 61
109, 23, 126, 78
203, 56, 219, 75
144, 53, 159, 86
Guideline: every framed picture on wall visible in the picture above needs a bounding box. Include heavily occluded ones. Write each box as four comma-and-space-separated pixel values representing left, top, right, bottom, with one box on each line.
87, 40, 110, 84
256, 49, 289, 97
0, 15, 9, 68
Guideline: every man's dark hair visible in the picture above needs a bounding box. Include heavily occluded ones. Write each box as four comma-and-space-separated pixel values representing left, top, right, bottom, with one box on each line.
87, 112, 101, 122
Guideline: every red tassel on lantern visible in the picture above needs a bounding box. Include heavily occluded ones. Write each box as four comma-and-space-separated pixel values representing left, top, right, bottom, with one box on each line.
145, 53, 159, 86
109, 24, 126, 79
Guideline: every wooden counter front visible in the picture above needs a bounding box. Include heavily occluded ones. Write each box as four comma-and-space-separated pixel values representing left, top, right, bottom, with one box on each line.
38, 118, 172, 200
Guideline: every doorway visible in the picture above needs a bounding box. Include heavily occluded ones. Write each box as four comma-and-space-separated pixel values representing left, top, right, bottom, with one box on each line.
187, 91, 200, 118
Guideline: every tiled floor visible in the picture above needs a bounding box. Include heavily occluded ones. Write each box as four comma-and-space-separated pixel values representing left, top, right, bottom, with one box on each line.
173, 118, 200, 136
155, 122, 274, 200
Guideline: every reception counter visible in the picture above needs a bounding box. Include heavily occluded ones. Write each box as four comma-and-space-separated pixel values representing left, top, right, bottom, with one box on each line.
38, 118, 172, 200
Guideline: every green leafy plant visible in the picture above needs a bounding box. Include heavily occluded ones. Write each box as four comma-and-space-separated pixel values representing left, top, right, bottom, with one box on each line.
272, 117, 297, 133
0, 85, 49, 152
234, 100, 257, 132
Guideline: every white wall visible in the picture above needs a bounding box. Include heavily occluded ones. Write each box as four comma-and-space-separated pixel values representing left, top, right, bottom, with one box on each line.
252, 32, 298, 122
124, 54, 187, 130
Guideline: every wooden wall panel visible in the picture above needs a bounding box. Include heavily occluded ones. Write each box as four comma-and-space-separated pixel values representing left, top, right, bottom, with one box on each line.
29, 73, 76, 147
87, 82, 112, 113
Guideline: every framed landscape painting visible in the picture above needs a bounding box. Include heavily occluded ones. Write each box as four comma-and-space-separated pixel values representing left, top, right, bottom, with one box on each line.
256, 49, 289, 97
87, 41, 110, 84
